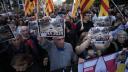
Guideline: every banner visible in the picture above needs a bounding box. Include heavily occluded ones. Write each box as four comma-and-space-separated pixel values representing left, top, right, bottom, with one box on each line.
39, 18, 65, 37
0, 25, 14, 43
78, 52, 128, 72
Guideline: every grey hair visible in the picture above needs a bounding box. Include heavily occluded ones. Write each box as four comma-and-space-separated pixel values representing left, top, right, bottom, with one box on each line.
117, 30, 127, 36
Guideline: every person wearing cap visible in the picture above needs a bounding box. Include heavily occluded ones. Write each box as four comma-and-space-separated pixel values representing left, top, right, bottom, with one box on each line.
40, 36, 78, 72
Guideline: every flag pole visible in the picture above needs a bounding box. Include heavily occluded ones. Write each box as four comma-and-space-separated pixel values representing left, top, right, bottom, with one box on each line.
36, 0, 39, 20
111, 0, 127, 22
111, 0, 123, 17
0, 2, 4, 11
80, 13, 84, 31
36, 0, 40, 36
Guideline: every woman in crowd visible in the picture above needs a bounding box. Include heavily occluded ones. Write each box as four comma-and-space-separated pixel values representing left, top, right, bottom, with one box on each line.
75, 33, 117, 59
114, 30, 128, 51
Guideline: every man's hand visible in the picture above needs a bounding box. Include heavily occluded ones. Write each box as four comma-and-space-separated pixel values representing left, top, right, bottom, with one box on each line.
43, 57, 48, 66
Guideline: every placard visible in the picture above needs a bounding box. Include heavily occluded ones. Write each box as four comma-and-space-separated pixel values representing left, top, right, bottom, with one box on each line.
39, 18, 65, 37
0, 25, 14, 43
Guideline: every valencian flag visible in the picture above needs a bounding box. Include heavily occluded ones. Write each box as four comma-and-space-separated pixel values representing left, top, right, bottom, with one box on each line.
45, 0, 54, 16
80, 0, 95, 14
71, 0, 80, 17
24, 0, 37, 16
99, 0, 110, 16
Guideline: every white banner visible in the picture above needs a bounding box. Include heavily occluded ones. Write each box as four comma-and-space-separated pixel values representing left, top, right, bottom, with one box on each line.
78, 52, 128, 72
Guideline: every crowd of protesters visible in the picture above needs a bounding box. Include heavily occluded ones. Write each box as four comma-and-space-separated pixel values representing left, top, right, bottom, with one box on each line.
0, 2, 128, 72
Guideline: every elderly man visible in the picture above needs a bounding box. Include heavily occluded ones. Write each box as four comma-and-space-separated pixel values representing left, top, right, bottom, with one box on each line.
20, 26, 49, 72
40, 36, 78, 72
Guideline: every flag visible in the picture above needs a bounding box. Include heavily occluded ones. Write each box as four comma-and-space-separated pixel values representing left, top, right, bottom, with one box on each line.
116, 64, 126, 72
45, 0, 54, 16
71, 0, 80, 17
24, 0, 37, 16
83, 53, 117, 72
99, 0, 110, 16
80, 0, 95, 14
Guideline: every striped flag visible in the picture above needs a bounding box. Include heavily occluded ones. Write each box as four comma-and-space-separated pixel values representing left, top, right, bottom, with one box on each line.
24, 0, 37, 16
99, 0, 110, 16
71, 0, 80, 17
45, 0, 54, 16
80, 0, 95, 14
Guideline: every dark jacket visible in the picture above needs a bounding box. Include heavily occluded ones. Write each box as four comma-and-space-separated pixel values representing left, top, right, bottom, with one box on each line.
24, 35, 50, 72
0, 41, 16, 72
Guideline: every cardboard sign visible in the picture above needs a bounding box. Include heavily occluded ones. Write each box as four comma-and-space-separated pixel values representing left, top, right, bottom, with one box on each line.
39, 18, 65, 37
0, 25, 14, 43
78, 52, 128, 72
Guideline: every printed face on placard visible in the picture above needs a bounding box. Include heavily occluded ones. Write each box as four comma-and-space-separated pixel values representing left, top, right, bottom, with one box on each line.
39, 18, 65, 37
90, 27, 110, 50
94, 16, 111, 27
0, 25, 14, 43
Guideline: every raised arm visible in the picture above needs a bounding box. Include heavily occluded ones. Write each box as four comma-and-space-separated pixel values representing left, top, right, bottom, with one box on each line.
75, 36, 91, 54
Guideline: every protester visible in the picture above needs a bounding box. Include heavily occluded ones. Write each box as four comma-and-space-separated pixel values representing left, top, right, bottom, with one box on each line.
10, 34, 28, 54
65, 17, 80, 50
79, 14, 94, 42
20, 26, 50, 72
0, 1, 128, 72
40, 36, 78, 72
114, 30, 128, 51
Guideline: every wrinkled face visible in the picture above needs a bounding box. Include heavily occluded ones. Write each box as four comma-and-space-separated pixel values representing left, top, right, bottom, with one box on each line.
53, 36, 64, 48
117, 34, 127, 43
20, 26, 30, 39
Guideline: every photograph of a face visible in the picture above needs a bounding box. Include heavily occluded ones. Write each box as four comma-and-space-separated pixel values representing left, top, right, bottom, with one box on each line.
39, 18, 65, 37
0, 25, 14, 43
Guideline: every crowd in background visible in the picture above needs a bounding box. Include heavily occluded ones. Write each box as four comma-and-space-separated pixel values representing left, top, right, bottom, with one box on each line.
0, 2, 128, 72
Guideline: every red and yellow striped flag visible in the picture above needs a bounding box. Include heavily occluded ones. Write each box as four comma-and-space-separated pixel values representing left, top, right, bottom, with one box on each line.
24, 0, 37, 16
71, 0, 80, 17
99, 0, 110, 16
45, 0, 54, 16
80, 0, 95, 14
